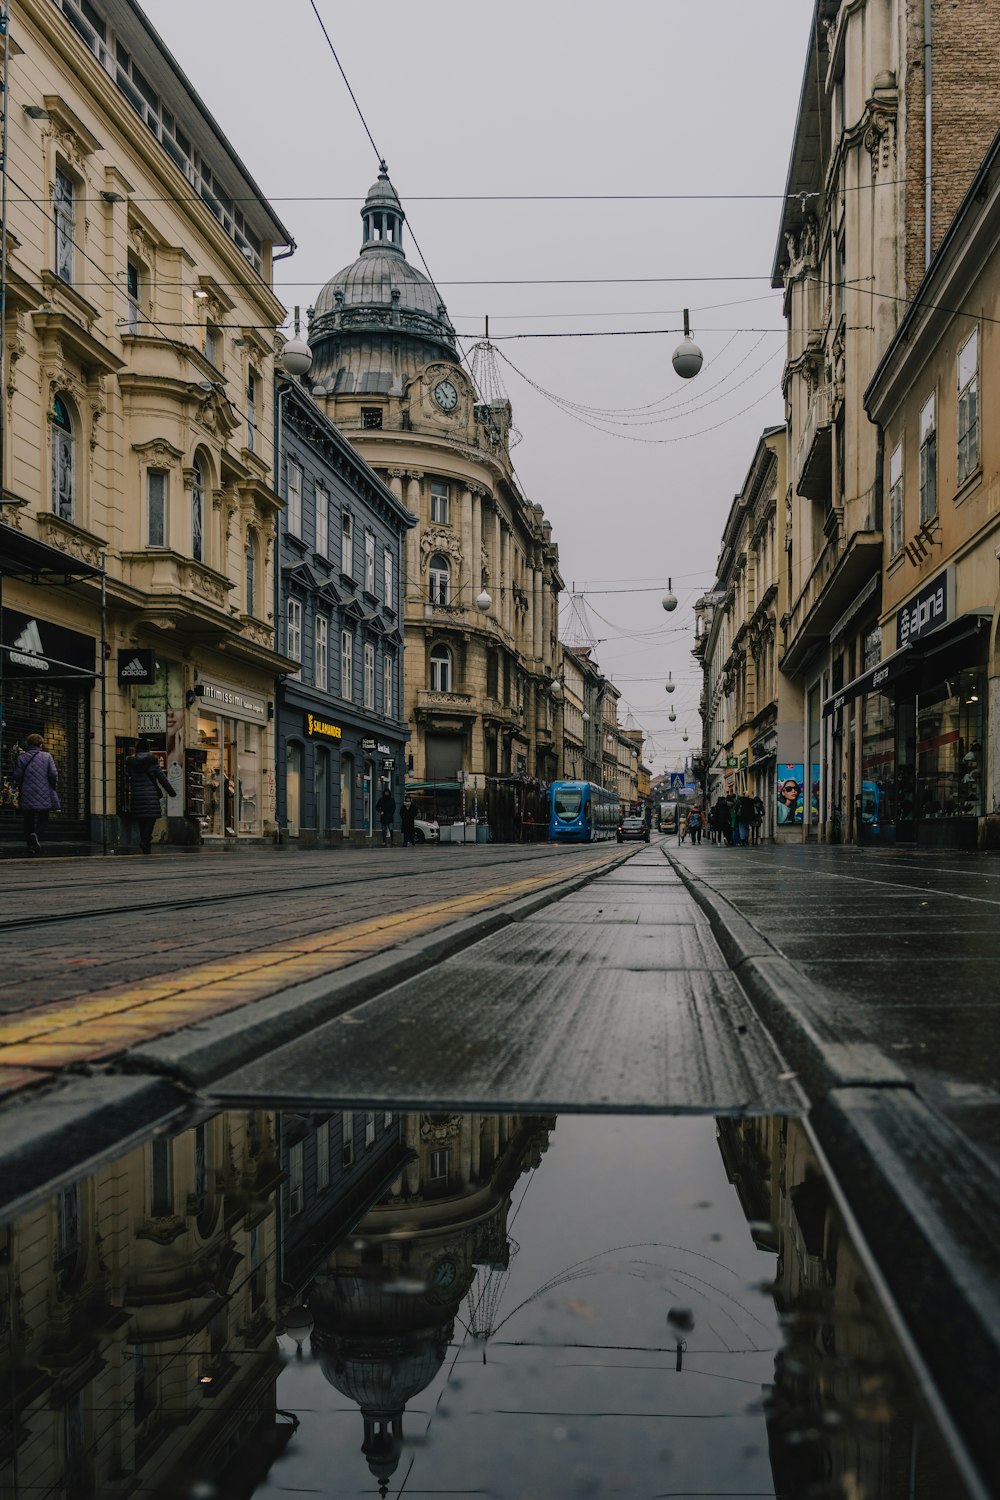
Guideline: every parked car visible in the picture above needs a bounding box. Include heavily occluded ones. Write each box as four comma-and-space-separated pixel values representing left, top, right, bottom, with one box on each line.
617, 815, 649, 844
413, 817, 440, 844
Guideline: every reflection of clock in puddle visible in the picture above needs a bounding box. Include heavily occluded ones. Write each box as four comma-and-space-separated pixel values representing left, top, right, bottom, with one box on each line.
430, 1257, 456, 1289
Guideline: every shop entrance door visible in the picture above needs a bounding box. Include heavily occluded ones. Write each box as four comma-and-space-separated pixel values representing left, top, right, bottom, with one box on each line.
286, 742, 302, 838
362, 760, 373, 836
340, 753, 353, 834
315, 748, 329, 834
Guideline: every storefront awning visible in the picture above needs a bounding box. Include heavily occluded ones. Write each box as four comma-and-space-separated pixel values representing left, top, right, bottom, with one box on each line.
822, 644, 912, 716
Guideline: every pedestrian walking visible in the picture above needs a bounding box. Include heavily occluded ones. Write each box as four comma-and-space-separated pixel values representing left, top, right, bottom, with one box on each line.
13, 733, 60, 853
126, 739, 177, 854
400, 795, 417, 848
687, 805, 703, 844
375, 785, 396, 847
677, 806, 688, 843
751, 795, 765, 846
735, 792, 755, 847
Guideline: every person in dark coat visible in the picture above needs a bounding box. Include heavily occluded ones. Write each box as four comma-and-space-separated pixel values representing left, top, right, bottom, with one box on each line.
400, 796, 417, 847
126, 739, 176, 854
13, 733, 60, 853
735, 792, 755, 847
375, 785, 396, 847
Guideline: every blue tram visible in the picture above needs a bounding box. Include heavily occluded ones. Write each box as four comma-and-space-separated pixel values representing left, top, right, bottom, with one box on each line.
547, 780, 620, 842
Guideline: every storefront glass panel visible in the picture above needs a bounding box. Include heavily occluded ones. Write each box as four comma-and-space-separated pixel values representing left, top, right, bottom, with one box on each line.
197, 713, 253, 838
915, 670, 984, 822
860, 693, 896, 832
341, 753, 353, 833
315, 747, 329, 833
237, 721, 260, 835
286, 742, 302, 838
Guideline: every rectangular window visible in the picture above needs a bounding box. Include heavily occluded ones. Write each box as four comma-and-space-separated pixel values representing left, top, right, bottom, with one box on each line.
919, 393, 937, 523
287, 598, 302, 672
383, 549, 394, 608
315, 484, 329, 557
246, 368, 258, 452
383, 652, 393, 718
288, 1140, 303, 1216
383, 1111, 393, 1129
429, 1148, 449, 1181
316, 1121, 330, 1192
888, 442, 903, 556
286, 461, 302, 538
341, 512, 353, 576
126, 258, 141, 333
365, 1111, 376, 1148
361, 407, 383, 429
150, 1139, 172, 1217
342, 1111, 354, 1167
341, 628, 353, 701
147, 470, 166, 547
957, 328, 979, 485
315, 615, 328, 690
204, 321, 221, 367
430, 480, 450, 525
54, 169, 75, 284
365, 531, 376, 593
364, 642, 375, 709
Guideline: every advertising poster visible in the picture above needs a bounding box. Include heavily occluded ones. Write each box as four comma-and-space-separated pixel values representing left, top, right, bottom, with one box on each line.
811, 763, 821, 823
777, 763, 804, 825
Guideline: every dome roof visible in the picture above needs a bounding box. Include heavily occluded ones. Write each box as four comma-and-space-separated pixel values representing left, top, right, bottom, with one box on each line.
309, 164, 458, 373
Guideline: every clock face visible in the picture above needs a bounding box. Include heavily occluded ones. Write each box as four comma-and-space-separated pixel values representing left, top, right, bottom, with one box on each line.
434, 380, 458, 412
430, 1258, 457, 1288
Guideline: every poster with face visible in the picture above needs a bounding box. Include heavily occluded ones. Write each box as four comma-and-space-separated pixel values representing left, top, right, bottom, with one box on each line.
777, 763, 804, 825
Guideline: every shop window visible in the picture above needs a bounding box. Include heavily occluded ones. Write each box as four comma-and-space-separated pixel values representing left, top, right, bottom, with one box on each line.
316, 1121, 330, 1191
285, 460, 302, 537
286, 740, 302, 837
315, 483, 329, 558
887, 443, 903, 556
315, 746, 329, 834
429, 554, 450, 605
147, 470, 167, 547
383, 651, 393, 717
364, 642, 375, 709
51, 395, 75, 522
957, 329, 979, 485
53, 168, 76, 284
341, 1111, 354, 1167
341, 512, 353, 576
916, 671, 984, 820
430, 481, 450, 525
287, 1140, 304, 1216
192, 459, 205, 562
238, 720, 260, 836
286, 598, 302, 673
919, 394, 936, 522
430, 644, 452, 693
341, 628, 353, 701
315, 614, 328, 689
365, 530, 376, 593
245, 529, 258, 615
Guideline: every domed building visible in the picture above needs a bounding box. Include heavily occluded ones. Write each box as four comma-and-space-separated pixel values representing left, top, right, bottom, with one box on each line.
307, 167, 564, 808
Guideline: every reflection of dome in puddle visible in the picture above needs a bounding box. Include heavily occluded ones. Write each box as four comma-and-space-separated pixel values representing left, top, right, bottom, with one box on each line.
311, 1276, 462, 1495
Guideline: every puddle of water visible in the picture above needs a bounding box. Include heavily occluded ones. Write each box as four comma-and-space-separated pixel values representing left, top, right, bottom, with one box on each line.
0, 1111, 969, 1499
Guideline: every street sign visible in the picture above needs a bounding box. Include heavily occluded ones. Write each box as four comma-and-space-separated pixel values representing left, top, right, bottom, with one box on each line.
669, 772, 684, 789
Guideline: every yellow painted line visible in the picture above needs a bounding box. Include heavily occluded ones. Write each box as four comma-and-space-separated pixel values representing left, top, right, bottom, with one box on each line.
0, 849, 624, 1086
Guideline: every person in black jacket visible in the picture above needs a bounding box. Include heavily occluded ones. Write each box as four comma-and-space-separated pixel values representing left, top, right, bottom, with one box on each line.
400, 796, 417, 847
375, 785, 396, 847
126, 739, 177, 854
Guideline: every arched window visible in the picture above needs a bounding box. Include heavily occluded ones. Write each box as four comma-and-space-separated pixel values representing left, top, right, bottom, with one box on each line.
428, 553, 450, 605
51, 395, 74, 521
430, 644, 452, 693
192, 459, 205, 562
245, 529, 258, 616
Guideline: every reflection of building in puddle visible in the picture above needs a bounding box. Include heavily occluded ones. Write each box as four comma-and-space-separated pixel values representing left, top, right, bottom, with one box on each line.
0, 1110, 289, 1499
717, 1117, 966, 1497
306, 1113, 554, 1495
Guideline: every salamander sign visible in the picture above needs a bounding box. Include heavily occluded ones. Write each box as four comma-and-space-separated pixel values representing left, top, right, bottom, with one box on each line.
895, 567, 955, 649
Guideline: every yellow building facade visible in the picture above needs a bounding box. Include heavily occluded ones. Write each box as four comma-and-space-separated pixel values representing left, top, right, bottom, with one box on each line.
0, 0, 294, 848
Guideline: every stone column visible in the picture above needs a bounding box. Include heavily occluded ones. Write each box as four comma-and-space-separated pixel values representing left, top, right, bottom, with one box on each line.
493, 506, 502, 614
501, 527, 511, 634
460, 486, 474, 605
405, 472, 422, 608
471, 490, 483, 597
532, 564, 543, 659
405, 1116, 421, 1196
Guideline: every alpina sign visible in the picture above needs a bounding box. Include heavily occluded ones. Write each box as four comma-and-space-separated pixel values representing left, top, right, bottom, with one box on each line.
895, 567, 955, 649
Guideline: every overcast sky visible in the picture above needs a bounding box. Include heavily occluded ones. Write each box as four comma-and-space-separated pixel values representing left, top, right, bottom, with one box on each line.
143, 0, 813, 775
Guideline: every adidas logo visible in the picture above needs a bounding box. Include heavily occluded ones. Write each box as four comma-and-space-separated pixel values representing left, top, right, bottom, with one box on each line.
9, 620, 48, 671
120, 656, 149, 678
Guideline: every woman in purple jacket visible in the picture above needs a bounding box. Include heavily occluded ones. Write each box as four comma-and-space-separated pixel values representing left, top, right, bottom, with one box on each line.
13, 733, 61, 853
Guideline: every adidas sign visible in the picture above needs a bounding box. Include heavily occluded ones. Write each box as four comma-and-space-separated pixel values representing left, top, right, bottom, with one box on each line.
8, 619, 48, 671
120, 656, 150, 679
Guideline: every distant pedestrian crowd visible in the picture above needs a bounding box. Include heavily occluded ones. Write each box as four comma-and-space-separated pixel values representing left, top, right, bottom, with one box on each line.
676, 793, 764, 848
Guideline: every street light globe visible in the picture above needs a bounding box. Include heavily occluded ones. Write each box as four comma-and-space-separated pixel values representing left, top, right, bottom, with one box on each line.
662, 579, 678, 613
582, 710, 590, 722
682, 729, 689, 743
550, 677, 563, 700
668, 708, 676, 723
665, 671, 675, 692
671, 336, 703, 380
280, 335, 313, 377
475, 589, 492, 613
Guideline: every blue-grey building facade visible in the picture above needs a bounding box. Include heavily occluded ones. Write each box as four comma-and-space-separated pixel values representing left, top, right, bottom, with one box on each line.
275, 376, 413, 841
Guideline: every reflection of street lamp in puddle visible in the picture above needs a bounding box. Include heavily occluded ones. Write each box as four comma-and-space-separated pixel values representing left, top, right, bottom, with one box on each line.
667, 1304, 694, 1371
